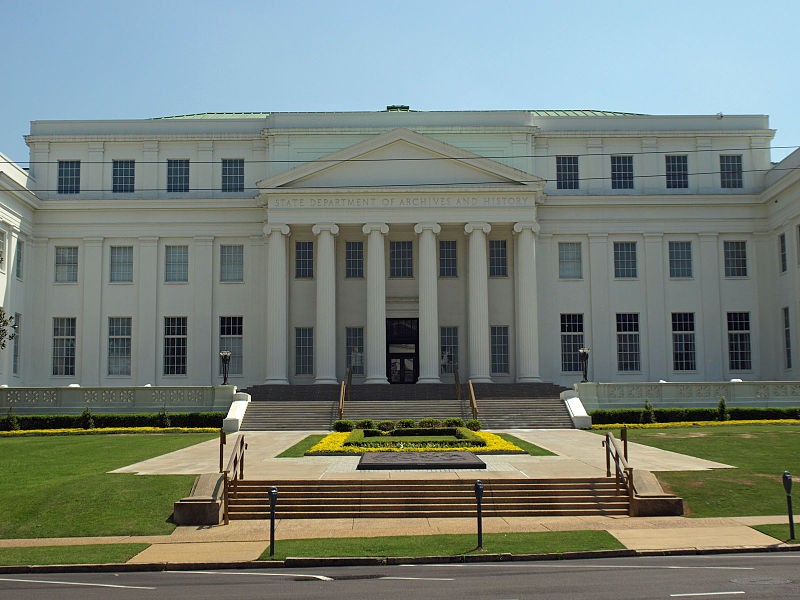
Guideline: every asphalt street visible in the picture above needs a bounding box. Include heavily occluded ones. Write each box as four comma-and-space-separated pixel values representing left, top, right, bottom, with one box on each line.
0, 553, 798, 599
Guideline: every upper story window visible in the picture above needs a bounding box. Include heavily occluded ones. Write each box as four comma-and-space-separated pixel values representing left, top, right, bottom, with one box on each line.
720, 155, 743, 189
668, 241, 693, 278
779, 233, 787, 273
345, 241, 363, 278
613, 241, 637, 278
110, 246, 134, 283
220, 244, 244, 282
295, 241, 314, 278
221, 159, 244, 192
55, 246, 78, 283
112, 160, 135, 193
165, 245, 189, 282
665, 155, 688, 189
57, 160, 81, 194
611, 155, 634, 189
167, 159, 190, 192
723, 240, 747, 277
488, 239, 507, 277
558, 242, 582, 279
389, 241, 413, 277
439, 240, 457, 277
556, 156, 579, 190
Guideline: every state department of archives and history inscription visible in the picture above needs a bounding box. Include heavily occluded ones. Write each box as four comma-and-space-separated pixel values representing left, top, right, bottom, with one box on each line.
268, 194, 532, 210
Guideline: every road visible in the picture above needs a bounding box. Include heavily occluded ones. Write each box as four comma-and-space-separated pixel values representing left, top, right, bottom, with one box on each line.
0, 553, 798, 599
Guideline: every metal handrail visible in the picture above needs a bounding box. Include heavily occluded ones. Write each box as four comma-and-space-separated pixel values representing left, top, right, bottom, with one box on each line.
603, 430, 634, 513
222, 433, 247, 525
338, 380, 346, 420
468, 379, 478, 420
346, 367, 353, 406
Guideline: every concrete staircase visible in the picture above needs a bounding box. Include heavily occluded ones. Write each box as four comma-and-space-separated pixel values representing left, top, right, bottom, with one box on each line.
225, 478, 630, 519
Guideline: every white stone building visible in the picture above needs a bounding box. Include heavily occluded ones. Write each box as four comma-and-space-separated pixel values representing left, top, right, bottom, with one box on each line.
0, 108, 798, 388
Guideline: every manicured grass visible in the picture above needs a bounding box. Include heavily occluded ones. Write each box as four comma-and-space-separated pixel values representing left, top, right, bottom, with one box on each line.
612, 424, 800, 517
752, 524, 800, 544
276, 434, 326, 457
260, 530, 624, 560
0, 543, 149, 566
493, 433, 555, 456
0, 434, 215, 539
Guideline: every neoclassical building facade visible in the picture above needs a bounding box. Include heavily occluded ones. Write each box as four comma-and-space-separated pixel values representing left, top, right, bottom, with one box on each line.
0, 108, 798, 388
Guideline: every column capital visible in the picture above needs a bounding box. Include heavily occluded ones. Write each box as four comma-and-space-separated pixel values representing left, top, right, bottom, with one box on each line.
263, 224, 290, 236
414, 222, 441, 235
363, 223, 389, 235
464, 222, 491, 235
312, 223, 339, 236
513, 221, 540, 235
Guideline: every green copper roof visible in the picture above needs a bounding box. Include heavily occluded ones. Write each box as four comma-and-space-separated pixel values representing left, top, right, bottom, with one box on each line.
154, 109, 644, 120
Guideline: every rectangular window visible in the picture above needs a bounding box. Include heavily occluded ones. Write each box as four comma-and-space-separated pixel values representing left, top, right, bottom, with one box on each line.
15, 239, 23, 280
723, 240, 747, 277
221, 158, 245, 192
439, 240, 457, 277
779, 233, 787, 273
165, 245, 189, 282
167, 159, 189, 192
163, 316, 188, 375
112, 159, 135, 193
668, 241, 693, 278
295, 241, 314, 278
611, 155, 634, 189
389, 240, 413, 277
671, 312, 696, 371
616, 313, 640, 372
52, 317, 76, 376
488, 240, 507, 276
783, 307, 792, 370
665, 155, 689, 189
220, 244, 244, 282
295, 327, 313, 375
110, 246, 133, 283
556, 155, 579, 190
613, 241, 638, 278
345, 241, 364, 278
440, 326, 459, 374
727, 312, 751, 371
558, 242, 582, 279
490, 325, 509, 374
219, 316, 243, 375
0, 231, 5, 271
12, 313, 20, 376
560, 314, 584, 372
345, 327, 364, 375
720, 154, 743, 189
108, 317, 132, 376
57, 160, 80, 194
55, 246, 78, 283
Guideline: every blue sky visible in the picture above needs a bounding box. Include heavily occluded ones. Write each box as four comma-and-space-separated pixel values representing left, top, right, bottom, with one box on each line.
2, 0, 798, 165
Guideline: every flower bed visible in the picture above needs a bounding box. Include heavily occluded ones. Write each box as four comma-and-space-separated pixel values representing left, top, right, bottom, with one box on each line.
306, 431, 525, 455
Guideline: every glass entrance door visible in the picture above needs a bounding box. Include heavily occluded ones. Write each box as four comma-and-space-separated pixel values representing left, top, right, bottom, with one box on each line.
386, 318, 419, 384
388, 354, 416, 383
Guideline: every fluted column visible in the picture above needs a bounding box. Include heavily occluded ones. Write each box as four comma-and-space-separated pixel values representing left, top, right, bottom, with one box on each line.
313, 223, 339, 384
264, 224, 290, 384
363, 223, 389, 384
465, 222, 492, 382
513, 222, 542, 382
414, 222, 442, 383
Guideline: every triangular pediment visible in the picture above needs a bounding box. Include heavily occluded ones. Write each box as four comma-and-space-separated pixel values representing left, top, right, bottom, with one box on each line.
257, 128, 542, 190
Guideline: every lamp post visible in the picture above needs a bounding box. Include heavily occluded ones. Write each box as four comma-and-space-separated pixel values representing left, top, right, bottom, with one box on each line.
578, 347, 591, 383
219, 350, 232, 385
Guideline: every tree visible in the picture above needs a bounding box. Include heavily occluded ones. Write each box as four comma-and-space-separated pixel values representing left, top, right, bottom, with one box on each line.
0, 307, 16, 350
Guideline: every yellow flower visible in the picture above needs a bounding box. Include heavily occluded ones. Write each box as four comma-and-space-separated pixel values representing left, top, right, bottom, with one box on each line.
306, 430, 524, 454
591, 419, 800, 430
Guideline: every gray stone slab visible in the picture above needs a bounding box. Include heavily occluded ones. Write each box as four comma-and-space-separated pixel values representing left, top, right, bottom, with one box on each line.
357, 451, 486, 470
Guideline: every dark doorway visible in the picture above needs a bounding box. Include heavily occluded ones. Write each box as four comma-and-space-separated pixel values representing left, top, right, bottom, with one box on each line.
386, 318, 419, 384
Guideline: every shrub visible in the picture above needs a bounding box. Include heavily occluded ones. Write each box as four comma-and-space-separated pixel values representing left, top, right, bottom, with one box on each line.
444, 417, 465, 427
465, 418, 481, 431
717, 397, 730, 422
418, 417, 443, 428
376, 420, 395, 432
157, 406, 171, 428
395, 418, 416, 429
1, 408, 20, 431
332, 419, 355, 432
355, 419, 375, 430
80, 407, 95, 430
639, 400, 655, 424
590, 406, 800, 425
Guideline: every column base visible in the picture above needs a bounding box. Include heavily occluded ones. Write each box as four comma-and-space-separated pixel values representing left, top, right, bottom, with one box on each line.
416, 377, 441, 384
469, 376, 492, 383
364, 376, 389, 384
516, 376, 543, 383
314, 377, 339, 385
263, 378, 289, 385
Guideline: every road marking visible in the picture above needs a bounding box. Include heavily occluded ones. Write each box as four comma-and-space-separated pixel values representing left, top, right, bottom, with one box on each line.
406, 564, 754, 571
171, 570, 332, 581
0, 577, 155, 590
670, 593, 746, 598
380, 576, 455, 581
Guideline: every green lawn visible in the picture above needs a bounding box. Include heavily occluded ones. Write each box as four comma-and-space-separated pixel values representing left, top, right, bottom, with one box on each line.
0, 544, 149, 566
615, 424, 800, 517
0, 433, 215, 538
752, 524, 800, 544
276, 434, 326, 457
260, 530, 624, 560
494, 433, 555, 456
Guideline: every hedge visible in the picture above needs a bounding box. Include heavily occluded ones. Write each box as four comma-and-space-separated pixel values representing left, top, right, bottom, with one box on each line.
0, 412, 225, 431
589, 406, 800, 425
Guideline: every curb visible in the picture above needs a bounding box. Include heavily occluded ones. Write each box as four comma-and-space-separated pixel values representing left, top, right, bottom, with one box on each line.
0, 545, 797, 574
